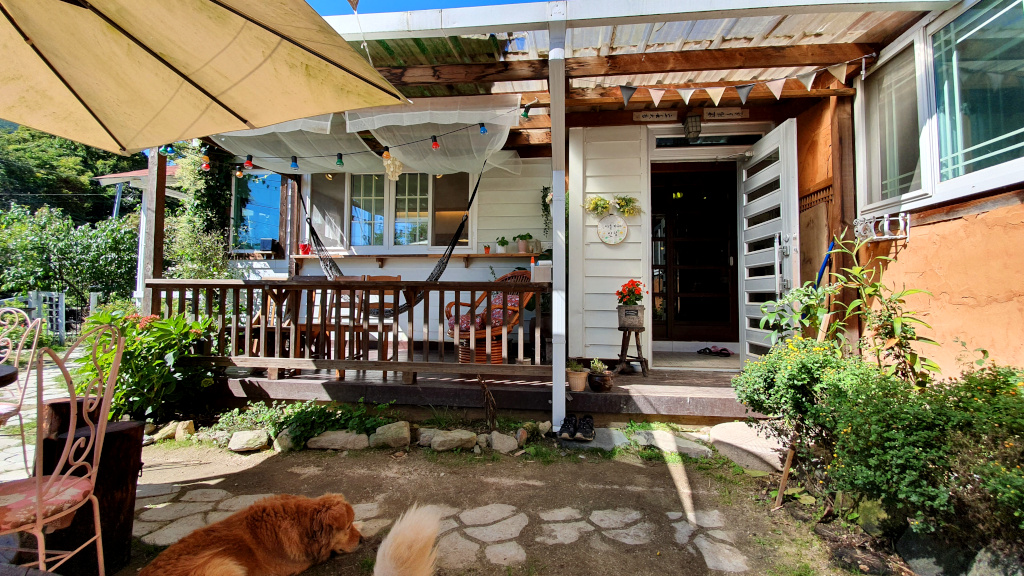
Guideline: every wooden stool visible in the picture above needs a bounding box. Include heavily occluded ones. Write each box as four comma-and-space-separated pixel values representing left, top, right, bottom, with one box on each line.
614, 327, 649, 377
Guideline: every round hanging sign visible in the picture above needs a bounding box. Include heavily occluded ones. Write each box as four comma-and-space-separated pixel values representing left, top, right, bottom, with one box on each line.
597, 214, 628, 245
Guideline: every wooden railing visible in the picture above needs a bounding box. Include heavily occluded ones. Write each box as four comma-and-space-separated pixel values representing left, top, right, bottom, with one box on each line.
145, 278, 552, 380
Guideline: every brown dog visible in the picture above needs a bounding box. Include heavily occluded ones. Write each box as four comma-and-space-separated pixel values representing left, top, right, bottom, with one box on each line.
139, 493, 361, 576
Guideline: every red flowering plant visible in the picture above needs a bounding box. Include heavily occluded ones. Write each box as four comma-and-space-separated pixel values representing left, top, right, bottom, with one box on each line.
616, 279, 647, 306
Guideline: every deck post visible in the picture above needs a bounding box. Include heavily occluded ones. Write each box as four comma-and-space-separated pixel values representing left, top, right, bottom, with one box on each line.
549, 15, 567, 429
138, 149, 166, 314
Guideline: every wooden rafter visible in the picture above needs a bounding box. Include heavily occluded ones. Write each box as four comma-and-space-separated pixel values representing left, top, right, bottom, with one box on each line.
377, 43, 877, 86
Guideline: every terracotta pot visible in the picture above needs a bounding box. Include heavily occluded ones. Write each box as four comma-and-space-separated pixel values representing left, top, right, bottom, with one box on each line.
588, 370, 614, 392
566, 370, 588, 392
617, 305, 644, 329
484, 246, 491, 254
517, 239, 529, 253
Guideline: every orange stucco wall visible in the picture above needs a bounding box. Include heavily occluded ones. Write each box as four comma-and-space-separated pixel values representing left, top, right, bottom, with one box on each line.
874, 202, 1024, 375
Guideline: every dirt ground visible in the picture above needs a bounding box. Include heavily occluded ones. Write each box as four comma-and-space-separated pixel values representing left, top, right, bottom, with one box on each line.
116, 441, 849, 576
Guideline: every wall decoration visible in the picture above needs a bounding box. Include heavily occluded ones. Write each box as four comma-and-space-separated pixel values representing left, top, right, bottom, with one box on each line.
597, 214, 627, 245
584, 195, 611, 217
613, 195, 642, 217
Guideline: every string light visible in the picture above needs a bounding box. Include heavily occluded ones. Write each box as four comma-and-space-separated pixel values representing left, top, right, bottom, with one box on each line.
336, 153, 344, 167
290, 156, 299, 170
382, 147, 391, 160
431, 135, 440, 150
201, 155, 211, 172
479, 123, 488, 135
234, 166, 244, 178
521, 104, 532, 119
325, 174, 334, 181
244, 154, 253, 169
158, 145, 167, 156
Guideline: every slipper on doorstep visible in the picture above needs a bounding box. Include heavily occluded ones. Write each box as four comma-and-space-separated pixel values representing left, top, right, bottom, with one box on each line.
697, 347, 713, 355
714, 348, 734, 357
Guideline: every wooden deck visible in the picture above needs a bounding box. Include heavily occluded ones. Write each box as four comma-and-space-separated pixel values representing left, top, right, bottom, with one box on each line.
219, 367, 748, 424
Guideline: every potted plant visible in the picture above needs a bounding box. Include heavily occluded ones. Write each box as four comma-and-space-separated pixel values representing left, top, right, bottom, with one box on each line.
513, 233, 534, 253
566, 359, 589, 392
495, 236, 509, 254
616, 279, 646, 329
483, 244, 491, 255
587, 358, 613, 392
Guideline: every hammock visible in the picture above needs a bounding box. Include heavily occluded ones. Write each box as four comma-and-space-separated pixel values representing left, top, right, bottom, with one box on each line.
298, 163, 487, 318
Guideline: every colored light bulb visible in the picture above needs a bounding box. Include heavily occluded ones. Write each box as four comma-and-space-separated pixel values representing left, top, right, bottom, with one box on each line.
164, 143, 175, 156
479, 123, 488, 134
201, 162, 211, 172
201, 155, 210, 163
158, 145, 167, 156
431, 135, 440, 150
382, 147, 391, 160
521, 105, 531, 119
244, 154, 253, 169
235, 167, 244, 178
336, 153, 344, 167
290, 156, 299, 171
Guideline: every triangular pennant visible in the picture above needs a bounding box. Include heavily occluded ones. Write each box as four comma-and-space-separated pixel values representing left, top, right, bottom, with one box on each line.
649, 88, 666, 108
676, 88, 696, 105
619, 85, 638, 106
828, 63, 849, 84
765, 78, 786, 100
706, 87, 726, 106
735, 84, 755, 105
348, 0, 359, 10
797, 71, 817, 91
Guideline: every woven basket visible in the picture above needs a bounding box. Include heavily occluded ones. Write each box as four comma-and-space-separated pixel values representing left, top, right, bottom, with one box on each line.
457, 344, 504, 365
617, 305, 644, 329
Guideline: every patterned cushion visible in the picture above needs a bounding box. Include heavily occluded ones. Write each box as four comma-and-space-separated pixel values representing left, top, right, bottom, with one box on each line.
478, 308, 513, 329
0, 476, 92, 531
447, 313, 475, 333
489, 293, 520, 308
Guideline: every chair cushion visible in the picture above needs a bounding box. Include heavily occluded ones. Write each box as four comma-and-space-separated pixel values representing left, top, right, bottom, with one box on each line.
490, 293, 520, 308
447, 313, 475, 333
478, 308, 514, 330
0, 403, 18, 426
0, 476, 92, 531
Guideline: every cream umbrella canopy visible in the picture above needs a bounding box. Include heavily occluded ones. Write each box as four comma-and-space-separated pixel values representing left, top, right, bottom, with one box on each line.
0, 0, 405, 154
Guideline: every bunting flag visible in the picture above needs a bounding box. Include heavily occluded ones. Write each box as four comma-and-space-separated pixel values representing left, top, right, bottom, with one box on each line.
797, 71, 817, 91
735, 84, 755, 105
765, 78, 786, 100
706, 87, 726, 106
619, 85, 638, 106
676, 88, 696, 105
649, 88, 666, 108
828, 63, 849, 84
348, 0, 359, 10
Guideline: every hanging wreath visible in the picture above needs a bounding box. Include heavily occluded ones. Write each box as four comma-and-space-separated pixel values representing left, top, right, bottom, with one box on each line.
584, 195, 611, 217
614, 195, 642, 217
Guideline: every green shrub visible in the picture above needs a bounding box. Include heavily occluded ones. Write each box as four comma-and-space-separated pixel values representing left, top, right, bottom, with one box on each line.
209, 399, 396, 450
211, 401, 289, 437
77, 305, 215, 422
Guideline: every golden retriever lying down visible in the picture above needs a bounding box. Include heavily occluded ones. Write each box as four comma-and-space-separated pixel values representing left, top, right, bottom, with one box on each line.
140, 494, 441, 576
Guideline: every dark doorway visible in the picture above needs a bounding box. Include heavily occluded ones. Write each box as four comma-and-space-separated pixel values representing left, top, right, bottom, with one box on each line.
651, 163, 739, 342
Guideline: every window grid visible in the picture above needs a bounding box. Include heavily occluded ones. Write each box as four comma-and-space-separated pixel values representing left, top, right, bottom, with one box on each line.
350, 174, 385, 246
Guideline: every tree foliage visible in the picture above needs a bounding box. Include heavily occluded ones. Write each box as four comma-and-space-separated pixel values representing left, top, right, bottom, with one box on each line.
0, 126, 147, 223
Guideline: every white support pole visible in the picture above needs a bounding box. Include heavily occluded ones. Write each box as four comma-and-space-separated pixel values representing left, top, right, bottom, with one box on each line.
549, 14, 567, 429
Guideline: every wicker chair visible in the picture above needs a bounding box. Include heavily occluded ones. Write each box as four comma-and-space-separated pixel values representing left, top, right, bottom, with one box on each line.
444, 270, 534, 364
0, 325, 124, 575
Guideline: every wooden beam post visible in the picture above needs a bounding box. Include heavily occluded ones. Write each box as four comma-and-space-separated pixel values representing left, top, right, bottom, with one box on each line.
139, 149, 166, 315
549, 16, 568, 430
829, 94, 860, 343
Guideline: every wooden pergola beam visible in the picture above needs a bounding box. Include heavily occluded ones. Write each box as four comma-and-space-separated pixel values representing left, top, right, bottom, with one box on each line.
506, 130, 552, 146
378, 44, 877, 85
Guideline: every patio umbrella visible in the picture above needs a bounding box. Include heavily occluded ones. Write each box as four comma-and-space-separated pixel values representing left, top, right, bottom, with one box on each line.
0, 0, 405, 154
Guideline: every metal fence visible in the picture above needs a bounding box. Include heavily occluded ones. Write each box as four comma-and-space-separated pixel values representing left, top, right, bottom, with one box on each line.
0, 291, 89, 345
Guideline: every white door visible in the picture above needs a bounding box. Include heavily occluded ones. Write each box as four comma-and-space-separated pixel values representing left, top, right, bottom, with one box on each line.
737, 118, 799, 363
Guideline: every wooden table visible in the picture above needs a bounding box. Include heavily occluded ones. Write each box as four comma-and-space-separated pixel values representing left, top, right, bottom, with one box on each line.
0, 365, 17, 388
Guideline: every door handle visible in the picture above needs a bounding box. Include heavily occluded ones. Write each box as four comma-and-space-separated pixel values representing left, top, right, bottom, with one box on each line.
774, 232, 783, 299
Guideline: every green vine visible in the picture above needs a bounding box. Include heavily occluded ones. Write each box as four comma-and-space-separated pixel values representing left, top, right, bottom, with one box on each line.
540, 186, 552, 238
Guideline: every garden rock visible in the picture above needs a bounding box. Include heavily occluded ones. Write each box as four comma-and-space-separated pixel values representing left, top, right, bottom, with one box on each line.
273, 428, 295, 453
473, 445, 481, 454
477, 434, 489, 448
515, 428, 528, 447
228, 430, 269, 452
430, 430, 477, 452
369, 421, 410, 449
967, 547, 1024, 576
175, 420, 195, 441
538, 421, 552, 436
490, 431, 519, 454
153, 422, 178, 442
417, 428, 438, 447
307, 431, 369, 451
896, 530, 974, 576
630, 430, 712, 458
142, 435, 155, 447
709, 422, 784, 472
144, 422, 156, 435
560, 428, 630, 451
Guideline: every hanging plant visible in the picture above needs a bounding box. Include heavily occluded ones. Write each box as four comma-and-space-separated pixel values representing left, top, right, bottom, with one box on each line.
584, 195, 611, 217
540, 186, 552, 237
614, 195, 642, 217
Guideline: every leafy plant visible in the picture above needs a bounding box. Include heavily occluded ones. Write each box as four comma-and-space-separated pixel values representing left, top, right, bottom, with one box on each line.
495, 236, 509, 247
540, 186, 552, 237
210, 401, 290, 437
512, 232, 533, 242
566, 359, 587, 372
77, 303, 216, 421
590, 358, 607, 374
584, 195, 611, 217
759, 281, 842, 344
277, 399, 396, 449
613, 195, 642, 217
615, 279, 646, 306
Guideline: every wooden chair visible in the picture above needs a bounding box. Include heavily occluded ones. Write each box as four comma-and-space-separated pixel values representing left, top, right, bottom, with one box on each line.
363, 275, 401, 379
444, 270, 534, 364
0, 307, 43, 474
0, 325, 124, 575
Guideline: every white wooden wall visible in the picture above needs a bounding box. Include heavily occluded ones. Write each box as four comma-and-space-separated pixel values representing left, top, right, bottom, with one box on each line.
476, 158, 553, 250
568, 126, 651, 360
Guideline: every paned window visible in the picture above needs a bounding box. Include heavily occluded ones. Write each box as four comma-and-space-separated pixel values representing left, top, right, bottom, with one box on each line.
350, 174, 386, 246
865, 47, 922, 202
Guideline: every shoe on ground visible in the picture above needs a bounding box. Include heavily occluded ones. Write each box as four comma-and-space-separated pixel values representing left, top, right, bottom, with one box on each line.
558, 414, 578, 440
575, 415, 595, 442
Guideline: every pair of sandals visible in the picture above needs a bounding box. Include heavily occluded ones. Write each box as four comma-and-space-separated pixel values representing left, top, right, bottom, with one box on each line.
558, 414, 595, 442
697, 346, 733, 357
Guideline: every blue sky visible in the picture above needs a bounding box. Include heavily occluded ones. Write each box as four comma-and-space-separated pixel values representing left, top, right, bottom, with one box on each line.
311, 0, 534, 16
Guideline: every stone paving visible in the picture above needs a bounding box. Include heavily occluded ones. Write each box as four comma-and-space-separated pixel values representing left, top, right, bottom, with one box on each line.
0, 352, 81, 482
132, 486, 751, 572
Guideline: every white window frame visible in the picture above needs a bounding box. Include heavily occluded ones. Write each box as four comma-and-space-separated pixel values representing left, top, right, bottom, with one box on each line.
342, 172, 475, 255
856, 0, 1024, 218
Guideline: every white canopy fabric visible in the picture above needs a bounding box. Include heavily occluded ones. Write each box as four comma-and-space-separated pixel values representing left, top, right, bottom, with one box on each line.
346, 95, 523, 175
213, 114, 383, 174
0, 0, 404, 154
